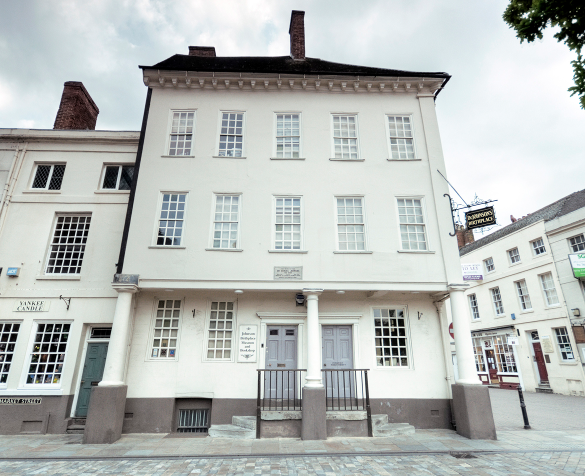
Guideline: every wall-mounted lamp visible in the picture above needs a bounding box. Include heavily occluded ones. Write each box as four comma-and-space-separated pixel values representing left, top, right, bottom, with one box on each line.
336, 290, 345, 295
572, 308, 581, 317
418, 312, 423, 320
295, 293, 305, 306
234, 290, 244, 294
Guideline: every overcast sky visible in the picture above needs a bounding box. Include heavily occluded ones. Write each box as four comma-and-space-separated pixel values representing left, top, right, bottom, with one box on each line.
1, 0, 584, 235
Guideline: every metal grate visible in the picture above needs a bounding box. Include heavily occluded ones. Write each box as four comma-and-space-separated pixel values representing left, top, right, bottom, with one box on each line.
177, 409, 209, 433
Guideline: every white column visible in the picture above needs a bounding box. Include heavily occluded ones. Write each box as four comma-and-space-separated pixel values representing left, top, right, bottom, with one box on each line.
450, 286, 482, 385
99, 285, 137, 387
304, 289, 323, 388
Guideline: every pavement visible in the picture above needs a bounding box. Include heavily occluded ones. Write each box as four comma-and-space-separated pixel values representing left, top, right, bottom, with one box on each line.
2, 388, 585, 474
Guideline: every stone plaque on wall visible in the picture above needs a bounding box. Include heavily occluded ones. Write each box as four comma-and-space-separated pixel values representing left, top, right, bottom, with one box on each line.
238, 325, 258, 362
274, 266, 302, 280
541, 335, 554, 353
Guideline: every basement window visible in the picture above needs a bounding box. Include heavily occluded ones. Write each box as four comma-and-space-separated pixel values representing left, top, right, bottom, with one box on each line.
177, 409, 209, 433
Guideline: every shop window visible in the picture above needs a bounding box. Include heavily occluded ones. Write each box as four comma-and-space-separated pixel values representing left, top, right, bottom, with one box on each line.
555, 327, 575, 361
26, 322, 70, 386
472, 337, 486, 372
0, 322, 20, 385
373, 308, 409, 367
150, 300, 181, 359
493, 335, 517, 373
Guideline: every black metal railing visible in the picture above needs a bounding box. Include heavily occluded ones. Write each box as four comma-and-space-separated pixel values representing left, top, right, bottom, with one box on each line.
256, 369, 306, 438
323, 369, 372, 436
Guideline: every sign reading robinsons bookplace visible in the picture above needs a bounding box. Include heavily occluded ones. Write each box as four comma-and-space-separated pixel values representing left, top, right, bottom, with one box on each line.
465, 206, 496, 230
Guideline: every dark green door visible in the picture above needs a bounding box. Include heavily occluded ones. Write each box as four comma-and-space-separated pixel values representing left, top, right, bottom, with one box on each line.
75, 343, 108, 417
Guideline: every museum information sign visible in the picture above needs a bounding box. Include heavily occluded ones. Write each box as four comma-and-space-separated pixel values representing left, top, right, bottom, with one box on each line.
238, 325, 258, 362
465, 207, 496, 230
274, 266, 302, 280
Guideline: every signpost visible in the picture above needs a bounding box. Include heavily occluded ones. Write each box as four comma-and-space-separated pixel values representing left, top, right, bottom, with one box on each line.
569, 253, 585, 279
465, 207, 496, 230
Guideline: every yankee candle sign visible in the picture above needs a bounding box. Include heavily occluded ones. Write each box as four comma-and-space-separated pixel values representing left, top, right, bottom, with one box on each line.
465, 206, 496, 230
569, 253, 585, 278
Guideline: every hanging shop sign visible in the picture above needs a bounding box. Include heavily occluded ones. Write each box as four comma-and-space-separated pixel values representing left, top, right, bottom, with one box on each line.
13, 300, 50, 312
461, 263, 483, 281
274, 266, 302, 280
569, 254, 585, 279
237, 325, 258, 362
465, 207, 496, 230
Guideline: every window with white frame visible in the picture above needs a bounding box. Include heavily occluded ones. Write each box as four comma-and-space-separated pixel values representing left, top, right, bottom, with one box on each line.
515, 279, 532, 310
469, 294, 480, 320
336, 197, 365, 251
156, 193, 187, 246
213, 195, 240, 249
26, 322, 70, 385
101, 165, 134, 190
274, 197, 301, 250
206, 302, 234, 360
397, 198, 427, 250
472, 337, 486, 372
531, 238, 546, 256
508, 248, 521, 264
387, 116, 415, 160
218, 112, 244, 157
493, 335, 517, 372
31, 164, 66, 190
275, 114, 300, 158
0, 322, 19, 384
332, 114, 359, 159
373, 308, 409, 367
484, 257, 495, 273
150, 299, 181, 359
570, 234, 585, 252
45, 215, 91, 274
168, 111, 195, 156
555, 327, 575, 361
540, 272, 560, 306
491, 287, 505, 315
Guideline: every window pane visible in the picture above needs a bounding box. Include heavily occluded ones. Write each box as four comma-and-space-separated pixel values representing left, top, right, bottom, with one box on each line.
157, 194, 187, 246
45, 215, 91, 274
26, 322, 69, 385
275, 197, 301, 249
102, 166, 119, 189
332, 115, 359, 159
374, 309, 408, 367
32, 165, 51, 189
119, 166, 134, 190
213, 195, 239, 249
169, 112, 194, 156
48, 165, 66, 190
151, 300, 180, 358
208, 302, 234, 359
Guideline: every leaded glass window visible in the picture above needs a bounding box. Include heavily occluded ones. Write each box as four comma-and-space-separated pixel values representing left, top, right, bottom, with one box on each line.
387, 116, 415, 160
207, 302, 234, 359
45, 215, 91, 274
101, 165, 134, 190
398, 198, 427, 250
151, 300, 181, 359
26, 323, 69, 385
373, 308, 409, 367
32, 164, 66, 190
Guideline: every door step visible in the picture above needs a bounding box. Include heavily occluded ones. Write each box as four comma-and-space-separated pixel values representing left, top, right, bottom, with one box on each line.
208, 423, 255, 439
371, 414, 415, 437
536, 386, 553, 394
65, 418, 86, 434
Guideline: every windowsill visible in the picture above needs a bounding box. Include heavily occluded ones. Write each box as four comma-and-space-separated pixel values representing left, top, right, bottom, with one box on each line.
387, 158, 422, 162
397, 250, 435, 254
545, 304, 562, 309
161, 155, 195, 158
373, 366, 413, 371
5, 388, 64, 396
36, 275, 81, 281
329, 158, 365, 162
205, 248, 243, 252
559, 361, 578, 366
519, 309, 534, 314
268, 250, 308, 253
148, 246, 186, 249
494, 314, 506, 318
94, 190, 131, 194
270, 157, 306, 161
532, 253, 548, 259
22, 190, 61, 194
213, 156, 247, 159
509, 262, 522, 267
333, 251, 373, 254
471, 319, 482, 323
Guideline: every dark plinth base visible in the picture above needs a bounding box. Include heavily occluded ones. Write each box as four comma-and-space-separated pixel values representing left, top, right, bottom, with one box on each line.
83, 385, 127, 444
301, 387, 326, 440
452, 383, 497, 440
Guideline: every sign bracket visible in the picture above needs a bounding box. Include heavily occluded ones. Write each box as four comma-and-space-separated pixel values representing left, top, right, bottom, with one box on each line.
59, 295, 71, 311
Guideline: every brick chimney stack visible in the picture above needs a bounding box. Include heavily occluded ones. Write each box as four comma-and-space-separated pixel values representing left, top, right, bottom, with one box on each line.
188, 46, 216, 57
53, 82, 99, 130
289, 10, 305, 60
456, 225, 475, 250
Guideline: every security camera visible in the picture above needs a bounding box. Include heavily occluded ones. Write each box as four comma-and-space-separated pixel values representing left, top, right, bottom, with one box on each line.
295, 293, 305, 306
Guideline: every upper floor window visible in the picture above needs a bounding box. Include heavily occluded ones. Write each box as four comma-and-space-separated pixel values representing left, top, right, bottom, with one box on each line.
168, 111, 195, 156
45, 215, 91, 274
397, 198, 427, 250
387, 116, 415, 160
31, 164, 66, 190
101, 165, 134, 190
156, 193, 187, 247
373, 308, 409, 367
508, 247, 521, 264
150, 299, 181, 359
213, 195, 240, 249
555, 328, 575, 361
484, 257, 495, 273
491, 287, 505, 316
26, 322, 70, 386
570, 234, 585, 252
275, 114, 300, 158
469, 294, 480, 320
274, 197, 302, 250
531, 238, 546, 256
331, 114, 359, 159
540, 272, 560, 306
0, 322, 19, 385
336, 197, 366, 251
218, 112, 244, 157
515, 279, 532, 311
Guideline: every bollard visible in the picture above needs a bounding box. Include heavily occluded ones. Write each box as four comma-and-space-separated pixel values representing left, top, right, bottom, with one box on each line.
517, 385, 531, 429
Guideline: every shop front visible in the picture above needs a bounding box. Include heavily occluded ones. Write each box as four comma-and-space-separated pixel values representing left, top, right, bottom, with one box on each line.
471, 327, 521, 390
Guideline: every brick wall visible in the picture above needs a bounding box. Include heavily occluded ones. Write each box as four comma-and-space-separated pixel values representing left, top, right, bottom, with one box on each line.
456, 226, 475, 249
188, 46, 216, 57
289, 11, 305, 60
53, 81, 99, 130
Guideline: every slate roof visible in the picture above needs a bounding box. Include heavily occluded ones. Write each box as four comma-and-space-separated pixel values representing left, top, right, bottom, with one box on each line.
459, 189, 585, 256
140, 55, 450, 80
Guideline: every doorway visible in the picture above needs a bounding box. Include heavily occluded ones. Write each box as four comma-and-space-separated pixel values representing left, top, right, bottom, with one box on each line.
322, 325, 354, 399
485, 349, 499, 384
265, 325, 297, 399
530, 331, 549, 385
75, 342, 109, 417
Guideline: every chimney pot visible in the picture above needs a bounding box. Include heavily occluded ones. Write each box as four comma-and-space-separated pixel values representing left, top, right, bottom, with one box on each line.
53, 81, 99, 130
289, 10, 305, 60
188, 46, 216, 57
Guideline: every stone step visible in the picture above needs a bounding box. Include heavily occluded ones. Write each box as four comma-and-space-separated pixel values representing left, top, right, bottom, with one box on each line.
232, 416, 256, 430
66, 424, 85, 435
536, 386, 553, 394
208, 424, 256, 439
373, 422, 415, 437
371, 414, 388, 427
